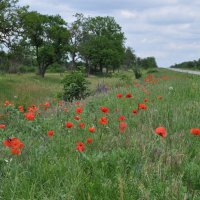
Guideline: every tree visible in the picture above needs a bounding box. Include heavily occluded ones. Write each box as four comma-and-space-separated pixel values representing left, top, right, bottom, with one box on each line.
124, 47, 136, 69
68, 13, 85, 69
79, 16, 125, 73
0, 0, 27, 48
139, 57, 158, 69
21, 11, 70, 77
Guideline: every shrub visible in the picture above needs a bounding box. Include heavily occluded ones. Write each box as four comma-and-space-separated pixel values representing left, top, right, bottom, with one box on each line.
133, 68, 142, 79
62, 70, 90, 102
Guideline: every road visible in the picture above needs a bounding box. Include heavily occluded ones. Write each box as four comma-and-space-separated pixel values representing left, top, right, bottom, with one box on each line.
166, 68, 200, 75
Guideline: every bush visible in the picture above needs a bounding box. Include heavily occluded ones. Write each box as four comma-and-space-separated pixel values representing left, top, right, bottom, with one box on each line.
62, 71, 90, 102
19, 65, 36, 73
133, 68, 142, 79
47, 63, 65, 73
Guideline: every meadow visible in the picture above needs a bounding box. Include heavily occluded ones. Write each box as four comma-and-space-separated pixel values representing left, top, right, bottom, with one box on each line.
0, 69, 200, 200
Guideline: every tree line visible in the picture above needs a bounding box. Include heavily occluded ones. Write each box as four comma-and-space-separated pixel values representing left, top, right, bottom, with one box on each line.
170, 59, 200, 70
0, 0, 158, 77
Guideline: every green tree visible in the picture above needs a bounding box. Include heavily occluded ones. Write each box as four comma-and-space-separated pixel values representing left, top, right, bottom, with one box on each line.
0, 0, 27, 48
124, 47, 136, 69
79, 16, 125, 74
139, 57, 158, 69
21, 11, 70, 77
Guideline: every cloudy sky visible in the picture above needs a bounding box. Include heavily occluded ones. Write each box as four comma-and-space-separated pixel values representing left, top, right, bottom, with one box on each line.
19, 0, 200, 67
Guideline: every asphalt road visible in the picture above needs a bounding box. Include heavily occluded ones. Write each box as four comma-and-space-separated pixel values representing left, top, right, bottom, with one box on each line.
167, 68, 200, 75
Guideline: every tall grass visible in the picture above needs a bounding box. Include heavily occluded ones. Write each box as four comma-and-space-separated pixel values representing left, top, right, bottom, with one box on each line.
0, 69, 199, 199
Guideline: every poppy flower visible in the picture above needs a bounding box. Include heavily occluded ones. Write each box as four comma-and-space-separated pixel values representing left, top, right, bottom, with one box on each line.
86, 138, 93, 144
24, 112, 35, 121
125, 94, 132, 98
44, 102, 50, 108
10, 148, 21, 155
118, 115, 126, 121
74, 116, 81, 120
4, 100, 10, 106
47, 130, 54, 137
75, 107, 83, 114
76, 142, 85, 152
138, 103, 147, 110
100, 106, 109, 113
132, 109, 138, 114
119, 122, 127, 133
64, 108, 68, 112
190, 128, 200, 135
65, 122, 73, 128
18, 106, 24, 113
143, 98, 148, 102
155, 127, 167, 138
88, 127, 95, 133
157, 96, 162, 100
116, 93, 123, 98
99, 117, 108, 125
0, 124, 6, 129
78, 122, 85, 128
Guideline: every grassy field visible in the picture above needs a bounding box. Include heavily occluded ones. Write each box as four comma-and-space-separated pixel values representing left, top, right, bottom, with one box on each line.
0, 69, 200, 199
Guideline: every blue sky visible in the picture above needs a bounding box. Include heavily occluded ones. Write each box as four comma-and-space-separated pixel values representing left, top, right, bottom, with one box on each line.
19, 0, 200, 67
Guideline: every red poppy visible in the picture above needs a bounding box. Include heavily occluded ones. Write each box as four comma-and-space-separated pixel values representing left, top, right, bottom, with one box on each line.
190, 128, 200, 135
76, 142, 85, 152
75, 102, 80, 105
75, 107, 83, 114
86, 138, 93, 144
118, 115, 126, 121
132, 109, 138, 114
11, 148, 21, 155
157, 96, 162, 100
119, 122, 127, 133
4, 100, 10, 106
65, 122, 73, 128
18, 106, 24, 113
0, 124, 6, 129
143, 98, 148, 102
88, 127, 95, 133
125, 94, 132, 98
155, 127, 167, 138
78, 122, 85, 128
100, 106, 109, 113
64, 108, 68, 112
116, 93, 123, 98
44, 102, 50, 108
24, 112, 35, 121
138, 103, 147, 110
74, 115, 81, 120
99, 117, 108, 125
47, 130, 54, 137
3, 137, 24, 155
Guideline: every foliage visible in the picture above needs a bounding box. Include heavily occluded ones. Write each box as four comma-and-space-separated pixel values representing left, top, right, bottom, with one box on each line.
79, 16, 125, 73
21, 11, 70, 77
123, 47, 136, 69
138, 56, 158, 69
170, 58, 200, 70
62, 70, 90, 102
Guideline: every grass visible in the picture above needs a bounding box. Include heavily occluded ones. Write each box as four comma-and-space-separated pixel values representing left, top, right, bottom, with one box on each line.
0, 69, 200, 199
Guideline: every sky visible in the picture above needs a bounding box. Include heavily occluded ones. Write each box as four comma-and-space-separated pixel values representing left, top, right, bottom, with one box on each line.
19, 0, 200, 67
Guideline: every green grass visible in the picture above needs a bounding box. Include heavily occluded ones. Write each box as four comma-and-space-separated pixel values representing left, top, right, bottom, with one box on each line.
0, 69, 200, 199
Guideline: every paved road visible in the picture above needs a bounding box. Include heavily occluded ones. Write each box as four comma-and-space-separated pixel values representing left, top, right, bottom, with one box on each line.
166, 68, 200, 75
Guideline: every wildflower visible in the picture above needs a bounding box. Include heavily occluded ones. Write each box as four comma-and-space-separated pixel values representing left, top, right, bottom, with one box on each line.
0, 124, 6, 129
74, 115, 81, 120
65, 122, 73, 128
11, 148, 21, 155
157, 96, 162, 100
75, 107, 83, 114
47, 130, 54, 137
24, 112, 35, 121
100, 106, 109, 113
76, 142, 85, 152
143, 98, 148, 102
190, 128, 200, 135
86, 138, 93, 144
132, 109, 138, 114
125, 93, 132, 98
119, 122, 127, 133
116, 93, 123, 98
118, 115, 126, 121
99, 117, 108, 125
155, 127, 167, 138
78, 122, 85, 128
18, 105, 24, 113
4, 100, 10, 106
88, 127, 95, 133
138, 103, 147, 110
